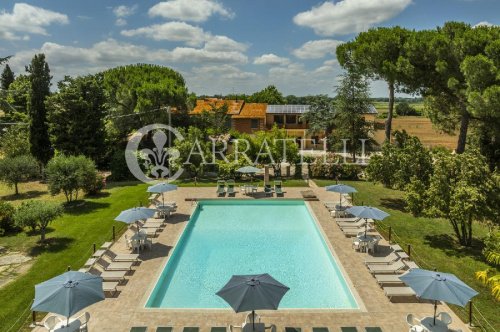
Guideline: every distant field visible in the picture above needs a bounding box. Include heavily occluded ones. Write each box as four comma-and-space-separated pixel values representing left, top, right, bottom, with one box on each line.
372, 102, 458, 150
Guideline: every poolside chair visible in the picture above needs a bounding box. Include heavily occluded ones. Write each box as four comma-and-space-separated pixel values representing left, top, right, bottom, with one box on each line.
97, 258, 134, 271
101, 241, 113, 250
284, 328, 301, 332
404, 260, 419, 270
437, 312, 452, 325
210, 327, 227, 332
73, 312, 90, 332
340, 328, 358, 332
364, 253, 399, 265
367, 260, 406, 274
274, 181, 284, 197
365, 328, 383, 332
102, 281, 119, 296
183, 328, 199, 332
383, 286, 416, 300
406, 314, 421, 327
106, 250, 139, 262
156, 327, 173, 332
130, 327, 148, 332
312, 328, 329, 332
216, 181, 226, 196
227, 183, 236, 197
338, 219, 371, 228
245, 312, 261, 324
43, 315, 62, 330
264, 184, 273, 197
374, 274, 405, 286
88, 266, 127, 282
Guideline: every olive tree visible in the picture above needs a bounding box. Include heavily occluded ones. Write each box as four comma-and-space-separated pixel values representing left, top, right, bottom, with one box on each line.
14, 200, 63, 241
0, 155, 39, 195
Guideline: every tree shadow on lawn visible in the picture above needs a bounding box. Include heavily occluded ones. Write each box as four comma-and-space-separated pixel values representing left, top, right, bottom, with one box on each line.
380, 197, 406, 212
105, 181, 144, 189
62, 200, 111, 215
1, 190, 46, 201
28, 237, 75, 257
423, 233, 485, 261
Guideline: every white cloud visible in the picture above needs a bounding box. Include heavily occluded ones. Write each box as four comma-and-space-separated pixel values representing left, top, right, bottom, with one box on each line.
204, 35, 248, 52
148, 0, 234, 22
112, 4, 137, 26
192, 64, 256, 80
292, 39, 343, 59
254, 54, 290, 66
293, 0, 412, 36
122, 21, 208, 46
473, 21, 496, 28
0, 3, 68, 40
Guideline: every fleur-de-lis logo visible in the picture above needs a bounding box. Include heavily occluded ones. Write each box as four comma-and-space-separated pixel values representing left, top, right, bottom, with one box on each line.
126, 124, 184, 183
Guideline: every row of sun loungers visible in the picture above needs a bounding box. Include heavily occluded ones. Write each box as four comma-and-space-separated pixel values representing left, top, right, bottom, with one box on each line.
216, 181, 285, 197
130, 327, 384, 332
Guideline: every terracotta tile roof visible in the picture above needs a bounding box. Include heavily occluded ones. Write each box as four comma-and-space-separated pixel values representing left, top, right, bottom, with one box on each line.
232, 103, 267, 118
190, 99, 244, 115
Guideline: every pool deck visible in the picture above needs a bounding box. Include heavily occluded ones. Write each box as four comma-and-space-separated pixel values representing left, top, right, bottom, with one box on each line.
34, 185, 471, 332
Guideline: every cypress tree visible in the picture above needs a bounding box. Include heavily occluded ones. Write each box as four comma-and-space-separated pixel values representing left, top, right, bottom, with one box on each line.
1, 64, 15, 90
26, 54, 53, 165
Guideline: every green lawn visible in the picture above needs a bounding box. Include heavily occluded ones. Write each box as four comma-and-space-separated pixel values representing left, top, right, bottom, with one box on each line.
314, 179, 499, 330
0, 181, 149, 331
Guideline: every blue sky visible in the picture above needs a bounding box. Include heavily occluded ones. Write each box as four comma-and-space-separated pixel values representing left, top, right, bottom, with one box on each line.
1, 0, 498, 97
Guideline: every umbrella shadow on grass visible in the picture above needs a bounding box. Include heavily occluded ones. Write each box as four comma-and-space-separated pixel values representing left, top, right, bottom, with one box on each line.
379, 198, 406, 212
423, 234, 485, 260
62, 200, 111, 216
28, 237, 75, 257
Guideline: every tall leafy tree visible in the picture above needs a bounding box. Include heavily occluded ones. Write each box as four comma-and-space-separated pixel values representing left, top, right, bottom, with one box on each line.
0, 56, 10, 66
14, 200, 63, 241
300, 95, 336, 136
330, 70, 375, 162
249, 85, 286, 104
46, 74, 107, 165
1, 64, 14, 90
337, 27, 410, 142
400, 22, 500, 153
0, 155, 39, 195
26, 54, 53, 165
103, 64, 189, 140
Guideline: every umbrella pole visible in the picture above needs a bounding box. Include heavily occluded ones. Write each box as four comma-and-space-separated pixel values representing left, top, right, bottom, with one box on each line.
433, 300, 437, 325
252, 310, 255, 331
162, 192, 165, 206
364, 218, 368, 237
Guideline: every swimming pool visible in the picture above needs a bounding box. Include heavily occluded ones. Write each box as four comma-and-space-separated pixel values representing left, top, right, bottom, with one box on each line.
146, 200, 358, 309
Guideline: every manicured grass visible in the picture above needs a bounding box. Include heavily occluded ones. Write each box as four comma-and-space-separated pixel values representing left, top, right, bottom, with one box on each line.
0, 181, 149, 331
314, 179, 499, 330
0, 181, 65, 206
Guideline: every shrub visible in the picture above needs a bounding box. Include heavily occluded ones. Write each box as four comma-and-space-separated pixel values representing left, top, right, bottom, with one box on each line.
46, 155, 98, 202
109, 150, 134, 181
396, 102, 419, 116
14, 200, 63, 241
0, 155, 39, 195
83, 173, 106, 195
309, 154, 363, 180
0, 201, 16, 236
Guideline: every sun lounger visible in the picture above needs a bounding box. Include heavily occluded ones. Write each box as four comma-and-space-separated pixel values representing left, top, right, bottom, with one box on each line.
364, 253, 399, 265
88, 267, 126, 282
156, 327, 173, 332
365, 328, 383, 332
183, 328, 199, 332
216, 182, 226, 196
312, 328, 329, 332
338, 219, 371, 228
97, 258, 134, 271
106, 250, 139, 262
384, 286, 416, 300
374, 274, 405, 286
367, 260, 406, 274
227, 184, 236, 197
102, 281, 119, 295
284, 328, 301, 332
210, 328, 226, 332
404, 260, 419, 270
274, 181, 284, 197
130, 327, 147, 332
340, 328, 358, 332
91, 249, 106, 258
101, 241, 113, 250
342, 227, 374, 237
264, 184, 273, 197
335, 217, 360, 222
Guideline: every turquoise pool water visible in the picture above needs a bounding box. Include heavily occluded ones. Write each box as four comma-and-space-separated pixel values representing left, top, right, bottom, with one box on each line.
146, 200, 358, 309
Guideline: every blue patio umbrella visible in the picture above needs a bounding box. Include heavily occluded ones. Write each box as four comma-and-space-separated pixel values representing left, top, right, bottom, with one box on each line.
325, 184, 357, 207
115, 207, 156, 231
399, 269, 478, 325
147, 182, 177, 205
236, 166, 262, 184
346, 206, 390, 236
32, 271, 104, 326
216, 274, 289, 330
